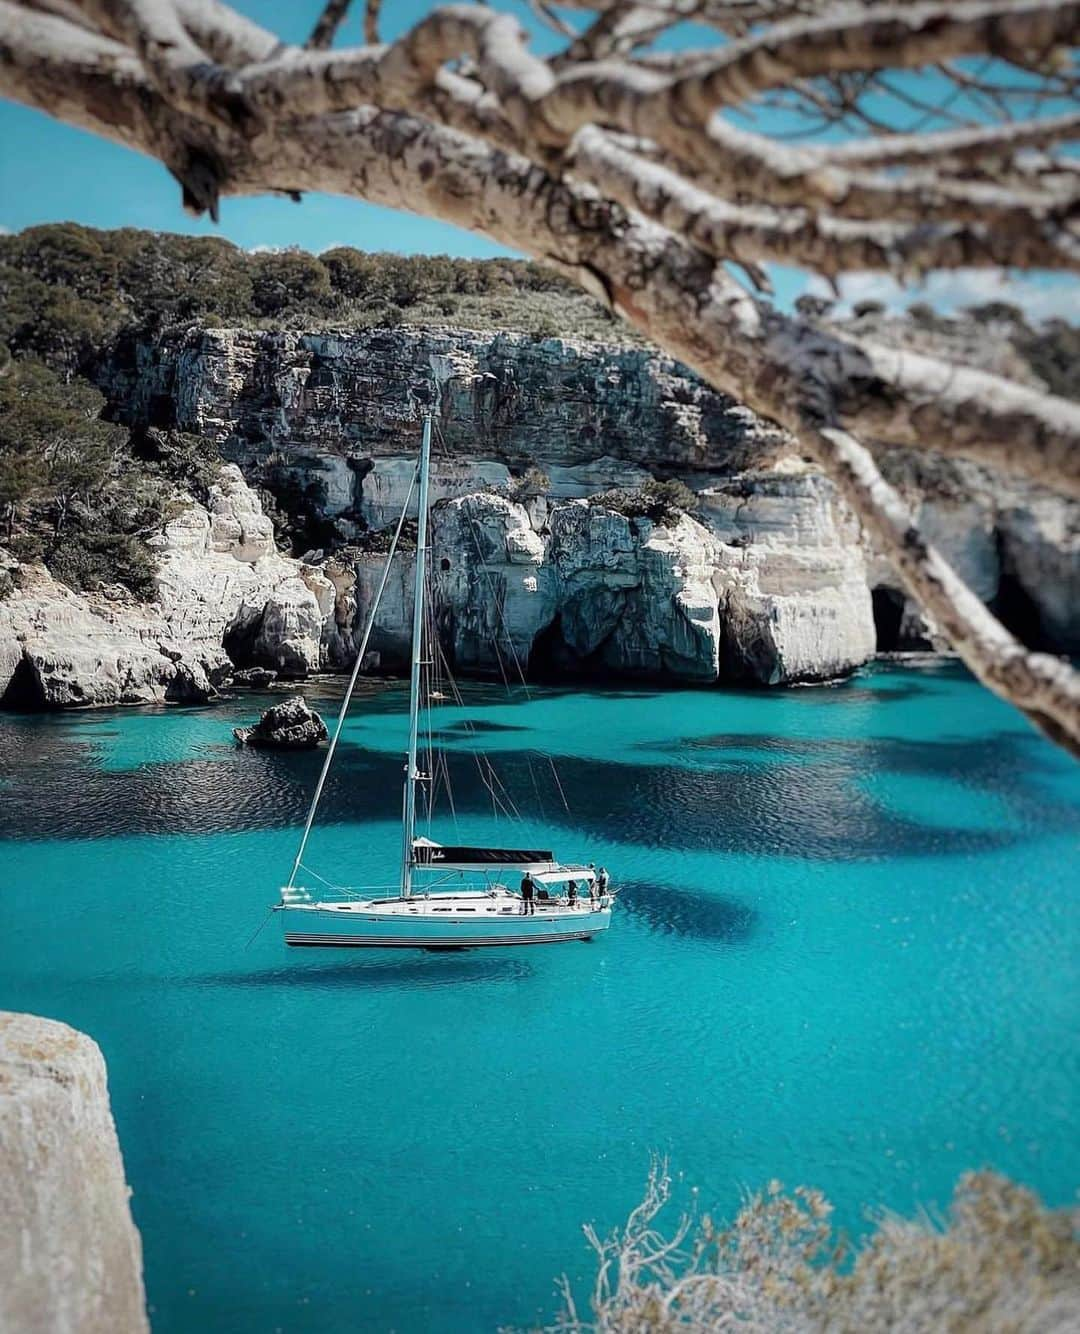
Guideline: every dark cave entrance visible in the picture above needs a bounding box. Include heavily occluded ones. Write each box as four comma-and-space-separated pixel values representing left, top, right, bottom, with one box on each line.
992, 569, 1046, 649
1, 656, 48, 710
871, 586, 906, 652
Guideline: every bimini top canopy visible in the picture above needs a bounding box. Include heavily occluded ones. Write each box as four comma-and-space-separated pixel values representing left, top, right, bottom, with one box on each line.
532, 867, 596, 885
412, 839, 554, 870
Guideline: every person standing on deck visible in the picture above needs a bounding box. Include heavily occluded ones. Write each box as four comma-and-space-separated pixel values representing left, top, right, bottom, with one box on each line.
597, 867, 610, 899
520, 871, 536, 915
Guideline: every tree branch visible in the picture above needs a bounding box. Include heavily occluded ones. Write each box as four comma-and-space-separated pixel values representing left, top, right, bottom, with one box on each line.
307, 0, 352, 52
808, 426, 1080, 754
571, 125, 1080, 277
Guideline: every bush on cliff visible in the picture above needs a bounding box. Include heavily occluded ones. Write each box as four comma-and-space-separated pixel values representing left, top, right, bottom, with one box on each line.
0, 355, 168, 596
509, 467, 551, 502
0, 224, 629, 376
594, 478, 698, 524
550, 1161, 1079, 1333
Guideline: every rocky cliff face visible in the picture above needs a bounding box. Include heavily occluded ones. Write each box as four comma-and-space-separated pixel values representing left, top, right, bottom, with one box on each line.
867, 451, 1080, 655
0, 466, 347, 708
105, 325, 782, 484
0, 1012, 148, 1334
2, 322, 1074, 708
92, 325, 875, 687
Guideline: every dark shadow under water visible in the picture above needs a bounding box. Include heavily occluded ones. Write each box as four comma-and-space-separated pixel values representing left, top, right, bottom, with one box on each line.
617, 881, 757, 945
1, 709, 1075, 863
185, 954, 535, 990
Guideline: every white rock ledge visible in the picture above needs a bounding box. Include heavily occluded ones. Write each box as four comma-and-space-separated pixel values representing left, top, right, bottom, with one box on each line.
0, 1012, 148, 1334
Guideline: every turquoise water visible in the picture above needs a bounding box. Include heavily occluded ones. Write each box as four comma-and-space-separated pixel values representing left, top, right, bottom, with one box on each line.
1, 661, 1077, 1332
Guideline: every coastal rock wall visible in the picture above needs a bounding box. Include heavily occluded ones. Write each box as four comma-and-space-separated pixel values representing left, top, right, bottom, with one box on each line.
702, 471, 877, 683
0, 1012, 148, 1334
0, 467, 346, 709
865, 453, 1080, 654
104, 326, 781, 481
346, 488, 870, 686
94, 325, 878, 685
100, 324, 1076, 668
2, 322, 1073, 709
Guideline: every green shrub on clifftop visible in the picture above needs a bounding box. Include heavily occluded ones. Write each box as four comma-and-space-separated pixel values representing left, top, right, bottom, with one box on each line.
0, 224, 630, 377
0, 355, 170, 595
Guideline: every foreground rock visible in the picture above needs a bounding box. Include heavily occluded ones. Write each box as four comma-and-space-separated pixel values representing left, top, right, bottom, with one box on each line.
234, 694, 328, 748
0, 1012, 148, 1334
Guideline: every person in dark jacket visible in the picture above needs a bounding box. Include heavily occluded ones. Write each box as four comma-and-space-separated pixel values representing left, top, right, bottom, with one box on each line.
567, 880, 578, 905
520, 871, 536, 915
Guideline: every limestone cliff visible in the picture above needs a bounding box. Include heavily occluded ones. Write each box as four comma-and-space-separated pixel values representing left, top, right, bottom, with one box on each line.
0, 1012, 148, 1334
93, 325, 875, 687
0, 466, 344, 708
2, 320, 1075, 707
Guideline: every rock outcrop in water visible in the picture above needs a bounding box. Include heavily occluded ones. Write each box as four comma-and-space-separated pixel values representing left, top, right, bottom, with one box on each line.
0, 1011, 148, 1334
233, 694, 328, 748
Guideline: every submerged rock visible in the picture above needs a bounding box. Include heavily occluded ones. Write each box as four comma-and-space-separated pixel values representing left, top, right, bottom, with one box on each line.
233, 694, 328, 749
0, 1012, 148, 1334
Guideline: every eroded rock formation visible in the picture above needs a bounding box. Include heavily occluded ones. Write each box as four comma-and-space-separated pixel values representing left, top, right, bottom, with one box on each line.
0, 466, 349, 709
1, 322, 1075, 708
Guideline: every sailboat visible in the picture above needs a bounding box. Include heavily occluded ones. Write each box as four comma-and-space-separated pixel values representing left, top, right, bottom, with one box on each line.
273, 410, 615, 949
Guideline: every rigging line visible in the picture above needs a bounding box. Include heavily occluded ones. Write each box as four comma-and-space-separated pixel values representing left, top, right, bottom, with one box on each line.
284, 464, 418, 892
244, 907, 276, 949
430, 417, 549, 825
423, 559, 440, 835
546, 756, 571, 815
431, 627, 516, 823
436, 418, 570, 814
418, 437, 512, 827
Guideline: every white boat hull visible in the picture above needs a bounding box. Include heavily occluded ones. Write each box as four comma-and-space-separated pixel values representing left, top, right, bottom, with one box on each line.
279, 892, 612, 949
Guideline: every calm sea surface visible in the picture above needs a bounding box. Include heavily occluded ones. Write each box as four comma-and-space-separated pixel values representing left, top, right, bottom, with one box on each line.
1, 661, 1078, 1332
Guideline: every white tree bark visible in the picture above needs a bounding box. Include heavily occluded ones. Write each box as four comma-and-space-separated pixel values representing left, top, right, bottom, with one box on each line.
2, 0, 1079, 752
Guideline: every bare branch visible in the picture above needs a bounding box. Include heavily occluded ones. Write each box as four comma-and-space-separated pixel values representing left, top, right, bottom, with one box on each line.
808, 426, 1080, 754
555, 3, 676, 68
572, 125, 1080, 276
364, 0, 381, 46
307, 0, 352, 52
826, 107, 1080, 168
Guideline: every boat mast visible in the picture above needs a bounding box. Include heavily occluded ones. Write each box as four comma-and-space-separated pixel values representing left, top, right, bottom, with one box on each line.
400, 411, 433, 898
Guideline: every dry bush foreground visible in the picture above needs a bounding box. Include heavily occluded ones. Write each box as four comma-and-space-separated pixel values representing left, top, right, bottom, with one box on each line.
543, 1161, 1079, 1332
2, 1, 1080, 752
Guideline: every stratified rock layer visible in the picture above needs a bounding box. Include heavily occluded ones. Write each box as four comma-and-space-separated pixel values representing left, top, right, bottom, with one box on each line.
2, 322, 1075, 708
0, 1012, 148, 1334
